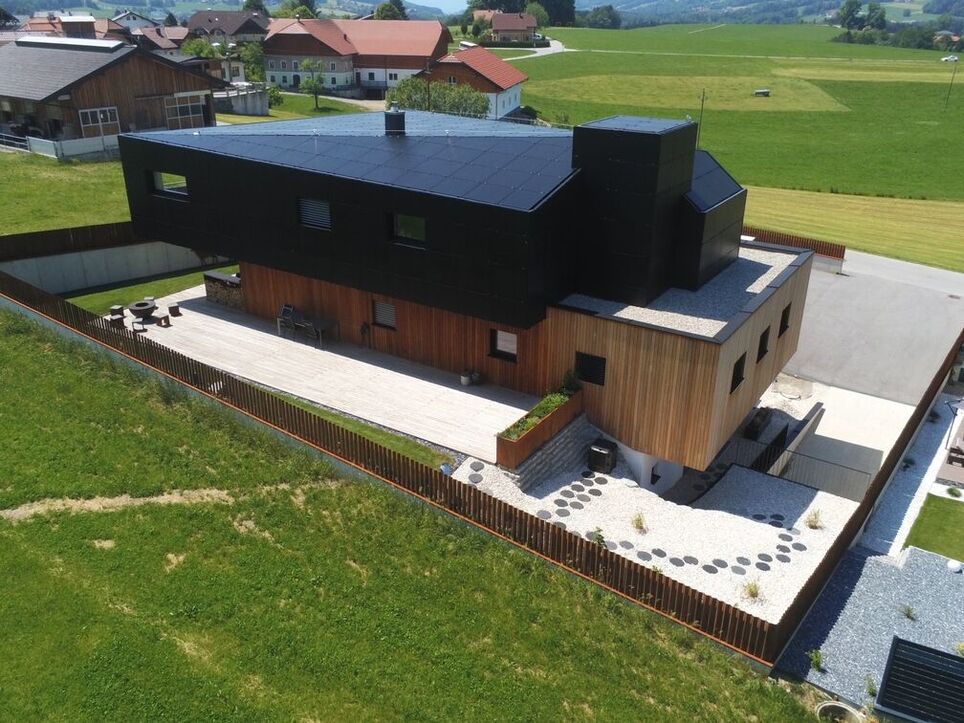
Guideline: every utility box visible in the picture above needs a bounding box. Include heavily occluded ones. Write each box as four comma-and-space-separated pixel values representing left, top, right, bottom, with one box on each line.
588, 438, 617, 474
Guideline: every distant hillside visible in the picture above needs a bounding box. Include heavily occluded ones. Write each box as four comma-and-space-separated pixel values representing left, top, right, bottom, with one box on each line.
574, 0, 840, 25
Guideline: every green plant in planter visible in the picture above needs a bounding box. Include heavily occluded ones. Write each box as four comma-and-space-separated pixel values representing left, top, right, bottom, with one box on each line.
948, 486, 962, 498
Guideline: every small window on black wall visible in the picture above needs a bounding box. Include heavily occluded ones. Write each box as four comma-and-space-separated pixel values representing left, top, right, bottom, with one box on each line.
575, 352, 606, 386
731, 353, 746, 394
298, 198, 331, 230
151, 171, 188, 197
779, 303, 792, 337
757, 326, 770, 363
490, 329, 517, 362
392, 213, 426, 248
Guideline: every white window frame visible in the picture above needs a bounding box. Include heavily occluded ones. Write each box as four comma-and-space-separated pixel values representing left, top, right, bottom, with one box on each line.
329, 61, 336, 71
78, 106, 118, 136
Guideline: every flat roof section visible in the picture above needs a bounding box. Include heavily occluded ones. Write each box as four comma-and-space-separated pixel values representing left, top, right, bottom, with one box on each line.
560, 244, 808, 341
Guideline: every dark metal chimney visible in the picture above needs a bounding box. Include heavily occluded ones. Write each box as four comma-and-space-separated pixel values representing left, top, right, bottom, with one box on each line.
385, 102, 405, 137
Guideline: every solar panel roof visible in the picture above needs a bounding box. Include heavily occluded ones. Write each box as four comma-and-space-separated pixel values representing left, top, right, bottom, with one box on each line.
128, 112, 577, 211
877, 637, 964, 723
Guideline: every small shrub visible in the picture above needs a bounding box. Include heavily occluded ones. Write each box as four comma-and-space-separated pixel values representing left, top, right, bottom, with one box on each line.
632, 512, 648, 534
742, 580, 761, 600
591, 527, 606, 547
561, 369, 582, 395
900, 604, 917, 621
866, 676, 877, 698
949, 487, 962, 498
651, 565, 663, 575
956, 642, 964, 656
805, 509, 823, 530
267, 86, 284, 107
807, 648, 824, 672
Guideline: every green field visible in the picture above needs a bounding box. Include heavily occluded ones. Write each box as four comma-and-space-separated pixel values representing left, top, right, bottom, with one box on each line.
905, 495, 964, 560
0, 310, 815, 720
519, 25, 962, 201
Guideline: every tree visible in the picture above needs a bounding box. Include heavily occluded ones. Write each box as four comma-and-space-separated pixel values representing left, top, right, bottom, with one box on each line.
539, 0, 574, 25
273, 0, 316, 17
239, 42, 265, 82
389, 0, 408, 19
181, 37, 219, 58
524, 1, 549, 27
163, 11, 178, 25
300, 77, 324, 109
865, 2, 886, 30
243, 0, 268, 13
386, 77, 489, 117
374, 2, 403, 19
837, 0, 862, 30
586, 4, 620, 28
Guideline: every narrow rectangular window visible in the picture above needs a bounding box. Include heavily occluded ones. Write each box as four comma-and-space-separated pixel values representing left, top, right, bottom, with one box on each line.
757, 326, 770, 363
270, 74, 276, 83
329, 61, 336, 71
292, 60, 299, 70
268, 60, 275, 69
730, 352, 746, 394
575, 351, 606, 386
298, 198, 331, 230
490, 329, 517, 362
779, 303, 792, 336
281, 60, 287, 69
151, 171, 188, 197
330, 76, 336, 85
392, 213, 426, 247
282, 75, 288, 85
372, 300, 396, 330
448, 75, 457, 85
368, 72, 375, 80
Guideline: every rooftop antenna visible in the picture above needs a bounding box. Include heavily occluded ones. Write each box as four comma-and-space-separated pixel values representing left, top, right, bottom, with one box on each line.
696, 88, 706, 149
944, 57, 959, 112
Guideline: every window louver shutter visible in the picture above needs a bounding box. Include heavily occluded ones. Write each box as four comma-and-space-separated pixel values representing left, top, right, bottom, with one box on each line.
373, 301, 396, 329
299, 198, 331, 230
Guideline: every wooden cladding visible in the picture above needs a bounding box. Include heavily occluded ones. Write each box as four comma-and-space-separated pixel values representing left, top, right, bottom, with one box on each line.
743, 225, 846, 260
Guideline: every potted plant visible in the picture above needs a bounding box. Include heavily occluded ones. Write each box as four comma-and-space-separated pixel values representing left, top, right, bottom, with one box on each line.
460, 370, 472, 386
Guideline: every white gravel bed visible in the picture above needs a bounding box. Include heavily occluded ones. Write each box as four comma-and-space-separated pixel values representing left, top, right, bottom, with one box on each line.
453, 457, 858, 623
560, 246, 798, 338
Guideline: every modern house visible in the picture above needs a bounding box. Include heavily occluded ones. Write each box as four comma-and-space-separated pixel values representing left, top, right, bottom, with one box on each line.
110, 10, 159, 31
424, 45, 527, 119
263, 18, 451, 96
186, 10, 269, 45
119, 110, 812, 479
490, 13, 537, 42
0, 37, 224, 141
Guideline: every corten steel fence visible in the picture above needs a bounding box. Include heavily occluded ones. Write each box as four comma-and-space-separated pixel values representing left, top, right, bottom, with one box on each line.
0, 222, 139, 263
0, 269, 780, 663
743, 226, 847, 260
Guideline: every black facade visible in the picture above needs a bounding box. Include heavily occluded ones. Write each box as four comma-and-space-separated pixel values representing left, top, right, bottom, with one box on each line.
119, 111, 746, 329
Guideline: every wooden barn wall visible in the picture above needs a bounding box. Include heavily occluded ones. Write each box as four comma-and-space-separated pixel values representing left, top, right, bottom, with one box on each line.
71, 53, 217, 134
708, 255, 813, 456
240, 261, 553, 395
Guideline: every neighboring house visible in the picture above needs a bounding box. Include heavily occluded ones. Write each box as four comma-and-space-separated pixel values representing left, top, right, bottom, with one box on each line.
490, 13, 536, 42
263, 18, 451, 96
0, 37, 224, 140
21, 13, 131, 42
472, 9, 497, 22
425, 46, 527, 119
119, 110, 812, 476
133, 25, 189, 53
111, 10, 159, 31
186, 11, 269, 45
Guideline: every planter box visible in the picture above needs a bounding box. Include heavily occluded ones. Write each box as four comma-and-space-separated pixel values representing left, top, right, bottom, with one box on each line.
496, 390, 583, 470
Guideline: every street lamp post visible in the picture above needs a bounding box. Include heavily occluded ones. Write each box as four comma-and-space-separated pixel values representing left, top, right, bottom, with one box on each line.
944, 56, 959, 112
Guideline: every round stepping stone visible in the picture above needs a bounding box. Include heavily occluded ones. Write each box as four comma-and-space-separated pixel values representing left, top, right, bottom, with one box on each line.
553, 499, 568, 507
637, 550, 652, 562
769, 520, 784, 528
581, 470, 593, 479
702, 565, 718, 574
792, 542, 807, 552
777, 544, 791, 553
582, 478, 594, 486
605, 541, 618, 551
619, 540, 634, 550
469, 473, 483, 484
470, 461, 484, 472
683, 556, 698, 565
594, 477, 608, 485
758, 553, 773, 562
569, 501, 584, 510
652, 548, 667, 558
789, 527, 802, 536
555, 508, 570, 517
576, 494, 590, 502
779, 533, 793, 542
756, 562, 771, 571
770, 513, 785, 521
588, 489, 603, 497
752, 513, 767, 520
571, 484, 585, 492
560, 489, 575, 498
669, 557, 685, 567
536, 510, 551, 520
775, 554, 791, 563
712, 558, 728, 568
731, 566, 746, 575
737, 556, 751, 565
553, 521, 566, 530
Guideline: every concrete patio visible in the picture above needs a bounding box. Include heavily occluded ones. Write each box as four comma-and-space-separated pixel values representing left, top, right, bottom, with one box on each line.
137, 286, 538, 462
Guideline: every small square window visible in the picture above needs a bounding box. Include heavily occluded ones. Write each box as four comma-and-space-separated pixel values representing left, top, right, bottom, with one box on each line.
372, 300, 396, 330
730, 353, 746, 394
298, 198, 331, 230
392, 214, 426, 246
368, 72, 375, 81
757, 326, 770, 363
779, 304, 792, 336
448, 75, 457, 85
490, 329, 517, 362
151, 171, 188, 197
575, 352, 606, 386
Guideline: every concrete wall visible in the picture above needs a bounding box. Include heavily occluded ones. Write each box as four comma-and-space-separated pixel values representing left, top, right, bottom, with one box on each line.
214, 89, 269, 116
0, 241, 224, 295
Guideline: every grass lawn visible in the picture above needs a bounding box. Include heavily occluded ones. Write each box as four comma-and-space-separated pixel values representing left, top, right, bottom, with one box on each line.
67, 264, 239, 315
744, 187, 964, 273
905, 495, 964, 560
0, 153, 128, 235
219, 93, 363, 125
0, 309, 816, 720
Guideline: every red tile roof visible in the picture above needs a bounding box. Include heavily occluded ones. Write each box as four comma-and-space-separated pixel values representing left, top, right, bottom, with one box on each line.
491, 13, 536, 31
437, 46, 527, 91
266, 18, 356, 55
266, 18, 450, 59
